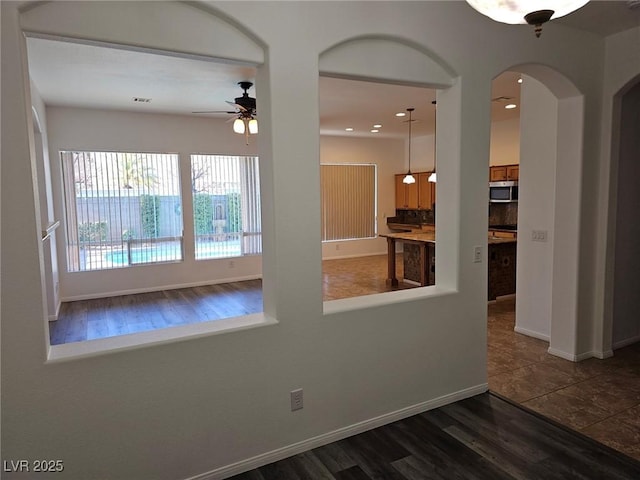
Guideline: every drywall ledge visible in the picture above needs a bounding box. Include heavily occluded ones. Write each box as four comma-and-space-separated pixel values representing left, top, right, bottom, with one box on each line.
46, 313, 278, 363
323, 285, 457, 315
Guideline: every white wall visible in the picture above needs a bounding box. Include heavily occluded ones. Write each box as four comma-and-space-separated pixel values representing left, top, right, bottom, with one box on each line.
515, 76, 557, 341
320, 135, 403, 259
490, 117, 520, 166
1, 2, 610, 479
46, 106, 262, 300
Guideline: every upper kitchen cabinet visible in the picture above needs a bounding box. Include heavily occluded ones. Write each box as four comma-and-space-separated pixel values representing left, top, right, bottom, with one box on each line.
490, 164, 519, 182
395, 172, 435, 210
395, 174, 419, 209
417, 172, 436, 210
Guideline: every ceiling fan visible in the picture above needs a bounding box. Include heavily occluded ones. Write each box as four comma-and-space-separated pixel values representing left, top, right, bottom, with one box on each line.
193, 81, 258, 144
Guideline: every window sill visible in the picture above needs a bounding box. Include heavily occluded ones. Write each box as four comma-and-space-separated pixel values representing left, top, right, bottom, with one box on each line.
46, 313, 277, 363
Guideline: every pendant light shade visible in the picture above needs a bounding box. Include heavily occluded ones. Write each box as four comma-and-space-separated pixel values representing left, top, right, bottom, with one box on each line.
403, 173, 416, 184
402, 108, 416, 185
465, 0, 589, 36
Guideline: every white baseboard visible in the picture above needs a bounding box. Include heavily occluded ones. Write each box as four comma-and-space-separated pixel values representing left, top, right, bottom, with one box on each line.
48, 301, 61, 322
184, 383, 488, 480
547, 347, 610, 362
514, 326, 549, 342
547, 347, 577, 361
613, 334, 640, 350
61, 275, 262, 302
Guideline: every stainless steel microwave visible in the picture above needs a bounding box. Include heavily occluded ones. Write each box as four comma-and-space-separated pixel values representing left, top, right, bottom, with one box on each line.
489, 181, 518, 203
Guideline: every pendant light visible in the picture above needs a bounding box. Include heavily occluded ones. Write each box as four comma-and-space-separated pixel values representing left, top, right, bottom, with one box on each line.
465, 0, 589, 37
402, 108, 416, 185
428, 100, 437, 183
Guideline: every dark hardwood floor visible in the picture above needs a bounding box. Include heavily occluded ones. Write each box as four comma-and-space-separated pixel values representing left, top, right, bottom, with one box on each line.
229, 393, 640, 480
49, 279, 263, 345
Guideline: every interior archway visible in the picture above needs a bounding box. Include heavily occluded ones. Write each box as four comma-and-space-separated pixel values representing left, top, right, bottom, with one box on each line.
490, 64, 584, 361
610, 77, 640, 351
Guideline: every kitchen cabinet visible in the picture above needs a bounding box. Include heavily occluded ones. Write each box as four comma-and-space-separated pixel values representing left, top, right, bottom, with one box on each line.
395, 174, 418, 209
417, 172, 436, 210
490, 164, 519, 182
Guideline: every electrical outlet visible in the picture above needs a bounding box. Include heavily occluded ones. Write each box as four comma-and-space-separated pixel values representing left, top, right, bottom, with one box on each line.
228, 260, 235, 268
335, 244, 340, 251
290, 389, 303, 411
473, 245, 482, 263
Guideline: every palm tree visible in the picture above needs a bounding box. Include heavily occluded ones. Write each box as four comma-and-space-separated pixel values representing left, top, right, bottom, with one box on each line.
118, 153, 158, 190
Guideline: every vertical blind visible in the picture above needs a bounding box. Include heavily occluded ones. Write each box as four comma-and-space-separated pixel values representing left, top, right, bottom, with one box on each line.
191, 154, 261, 260
61, 151, 183, 272
321, 164, 377, 241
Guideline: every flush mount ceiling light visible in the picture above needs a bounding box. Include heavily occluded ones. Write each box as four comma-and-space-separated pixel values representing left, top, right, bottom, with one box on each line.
465, 0, 589, 37
505, 103, 517, 109
402, 108, 416, 185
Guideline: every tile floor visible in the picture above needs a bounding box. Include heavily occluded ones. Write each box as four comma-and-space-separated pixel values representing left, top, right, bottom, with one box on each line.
488, 296, 640, 462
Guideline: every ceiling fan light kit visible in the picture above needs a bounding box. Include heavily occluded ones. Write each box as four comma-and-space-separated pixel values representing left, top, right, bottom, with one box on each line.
465, 0, 589, 36
194, 81, 258, 144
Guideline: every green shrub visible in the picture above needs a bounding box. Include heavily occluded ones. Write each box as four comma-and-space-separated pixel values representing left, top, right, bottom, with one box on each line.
194, 194, 213, 235
140, 194, 160, 238
226, 192, 242, 233
78, 221, 107, 243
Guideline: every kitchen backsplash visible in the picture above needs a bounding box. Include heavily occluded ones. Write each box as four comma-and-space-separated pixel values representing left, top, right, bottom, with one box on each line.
394, 209, 435, 225
489, 202, 518, 226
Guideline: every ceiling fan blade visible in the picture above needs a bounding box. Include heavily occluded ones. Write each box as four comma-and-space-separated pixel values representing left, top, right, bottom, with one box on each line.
192, 110, 236, 114
226, 100, 247, 112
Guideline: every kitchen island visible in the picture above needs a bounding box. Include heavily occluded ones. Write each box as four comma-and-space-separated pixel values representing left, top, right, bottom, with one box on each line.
379, 231, 517, 300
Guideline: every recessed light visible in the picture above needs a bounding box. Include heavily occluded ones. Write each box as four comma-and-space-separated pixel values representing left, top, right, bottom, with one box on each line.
517, 78, 523, 84
370, 129, 379, 133
505, 104, 517, 109
373, 124, 382, 128
395, 112, 406, 117
345, 127, 354, 132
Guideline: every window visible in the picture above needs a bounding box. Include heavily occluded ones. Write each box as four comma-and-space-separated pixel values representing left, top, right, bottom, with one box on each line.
61, 151, 183, 272
191, 154, 261, 260
320, 164, 377, 241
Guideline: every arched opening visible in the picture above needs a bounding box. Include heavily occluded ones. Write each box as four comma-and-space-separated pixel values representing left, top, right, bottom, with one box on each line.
610, 77, 640, 350
485, 64, 585, 362
20, 0, 271, 351
317, 36, 457, 307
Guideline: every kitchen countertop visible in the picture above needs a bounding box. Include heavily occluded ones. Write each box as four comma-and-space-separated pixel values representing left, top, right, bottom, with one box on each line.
380, 231, 516, 245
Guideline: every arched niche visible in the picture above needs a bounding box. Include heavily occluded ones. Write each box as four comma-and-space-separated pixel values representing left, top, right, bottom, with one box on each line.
319, 36, 455, 89
496, 63, 585, 360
